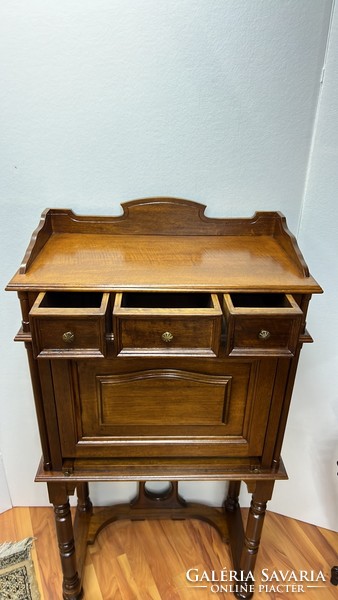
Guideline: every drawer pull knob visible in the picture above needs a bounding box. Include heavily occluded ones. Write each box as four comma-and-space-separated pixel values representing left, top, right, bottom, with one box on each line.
258, 329, 271, 340
62, 331, 75, 344
161, 331, 174, 343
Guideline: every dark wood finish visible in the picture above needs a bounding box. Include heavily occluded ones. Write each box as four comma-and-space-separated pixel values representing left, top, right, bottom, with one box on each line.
113, 292, 222, 357
223, 293, 303, 357
30, 291, 110, 359
224, 480, 275, 599
47, 483, 82, 600
331, 566, 338, 585
7, 198, 322, 599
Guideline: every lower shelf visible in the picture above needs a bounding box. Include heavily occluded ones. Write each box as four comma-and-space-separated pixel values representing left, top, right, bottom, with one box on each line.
35, 456, 288, 483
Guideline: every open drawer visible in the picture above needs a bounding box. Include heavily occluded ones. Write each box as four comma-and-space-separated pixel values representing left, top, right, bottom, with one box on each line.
29, 291, 110, 358
113, 292, 222, 357
223, 293, 303, 357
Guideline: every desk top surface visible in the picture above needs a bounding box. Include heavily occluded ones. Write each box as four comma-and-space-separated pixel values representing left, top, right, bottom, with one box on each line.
7, 199, 322, 293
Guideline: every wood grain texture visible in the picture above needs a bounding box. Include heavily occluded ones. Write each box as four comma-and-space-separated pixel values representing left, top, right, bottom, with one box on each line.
6, 203, 324, 599
0, 507, 336, 599
8, 233, 321, 292
7, 199, 322, 293
13, 201, 312, 279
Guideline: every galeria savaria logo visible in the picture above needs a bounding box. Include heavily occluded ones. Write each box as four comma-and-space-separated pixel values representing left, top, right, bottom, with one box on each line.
185, 567, 327, 594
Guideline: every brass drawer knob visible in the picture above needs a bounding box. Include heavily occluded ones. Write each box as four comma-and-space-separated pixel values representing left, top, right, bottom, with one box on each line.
161, 331, 174, 343
258, 329, 271, 340
62, 331, 75, 344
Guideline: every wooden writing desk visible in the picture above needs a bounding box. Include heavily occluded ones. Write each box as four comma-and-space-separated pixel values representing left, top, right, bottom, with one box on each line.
7, 198, 322, 599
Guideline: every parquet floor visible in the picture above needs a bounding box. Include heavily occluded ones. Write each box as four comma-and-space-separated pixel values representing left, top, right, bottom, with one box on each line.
0, 506, 337, 599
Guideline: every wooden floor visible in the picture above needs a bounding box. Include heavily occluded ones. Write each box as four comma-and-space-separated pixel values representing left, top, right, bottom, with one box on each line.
0, 506, 337, 599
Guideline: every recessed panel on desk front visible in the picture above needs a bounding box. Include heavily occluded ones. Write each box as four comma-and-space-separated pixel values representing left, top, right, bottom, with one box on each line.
97, 370, 231, 426
50, 357, 278, 461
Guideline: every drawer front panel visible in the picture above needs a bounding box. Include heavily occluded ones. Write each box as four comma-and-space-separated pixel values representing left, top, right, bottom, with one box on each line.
113, 292, 222, 357
117, 316, 220, 356
223, 293, 303, 357
32, 317, 106, 358
232, 316, 301, 356
29, 292, 110, 358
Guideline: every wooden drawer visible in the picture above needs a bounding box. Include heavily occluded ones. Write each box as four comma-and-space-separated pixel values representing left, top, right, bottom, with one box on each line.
113, 292, 222, 357
223, 293, 303, 357
29, 292, 110, 358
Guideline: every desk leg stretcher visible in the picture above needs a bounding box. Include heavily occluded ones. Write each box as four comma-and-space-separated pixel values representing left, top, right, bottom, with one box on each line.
48, 478, 276, 600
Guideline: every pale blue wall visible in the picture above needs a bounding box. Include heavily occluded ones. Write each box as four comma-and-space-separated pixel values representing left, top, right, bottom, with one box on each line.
270, 5, 338, 529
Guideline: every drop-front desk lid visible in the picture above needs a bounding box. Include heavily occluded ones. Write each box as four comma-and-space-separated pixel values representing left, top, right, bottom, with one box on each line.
6, 198, 322, 294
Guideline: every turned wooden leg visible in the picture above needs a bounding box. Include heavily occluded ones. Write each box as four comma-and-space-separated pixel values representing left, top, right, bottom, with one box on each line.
225, 481, 241, 512
48, 483, 82, 600
331, 566, 338, 585
77, 482, 92, 513
234, 480, 275, 600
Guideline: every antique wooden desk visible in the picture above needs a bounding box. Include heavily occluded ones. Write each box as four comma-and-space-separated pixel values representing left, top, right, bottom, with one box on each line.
7, 198, 321, 599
